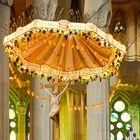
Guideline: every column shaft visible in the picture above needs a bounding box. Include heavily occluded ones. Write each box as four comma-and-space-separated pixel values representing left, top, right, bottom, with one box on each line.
87, 79, 110, 140
17, 103, 26, 140
0, 3, 10, 140
31, 76, 53, 140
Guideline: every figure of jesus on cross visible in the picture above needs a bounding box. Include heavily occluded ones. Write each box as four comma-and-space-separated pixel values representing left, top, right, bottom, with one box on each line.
43, 81, 71, 127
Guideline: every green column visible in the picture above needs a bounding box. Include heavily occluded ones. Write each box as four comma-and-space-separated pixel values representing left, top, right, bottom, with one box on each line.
17, 102, 26, 140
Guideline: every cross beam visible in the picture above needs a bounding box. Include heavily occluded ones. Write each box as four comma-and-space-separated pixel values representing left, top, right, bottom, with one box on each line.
39, 81, 71, 89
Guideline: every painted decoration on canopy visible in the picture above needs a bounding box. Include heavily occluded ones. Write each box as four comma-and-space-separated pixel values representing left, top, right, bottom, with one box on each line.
3, 19, 126, 81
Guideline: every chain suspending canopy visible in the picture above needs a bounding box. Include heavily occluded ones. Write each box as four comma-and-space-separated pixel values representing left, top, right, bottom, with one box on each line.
3, 19, 126, 81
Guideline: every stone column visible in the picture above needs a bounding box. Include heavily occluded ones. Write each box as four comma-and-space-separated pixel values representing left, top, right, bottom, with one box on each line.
17, 102, 26, 140
125, 8, 136, 61
31, 1, 58, 139
87, 78, 110, 140
129, 105, 140, 138
31, 76, 53, 140
85, 1, 111, 139
0, 1, 12, 140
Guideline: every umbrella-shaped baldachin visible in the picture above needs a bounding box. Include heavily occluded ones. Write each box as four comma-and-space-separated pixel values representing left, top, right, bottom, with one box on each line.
3, 20, 126, 81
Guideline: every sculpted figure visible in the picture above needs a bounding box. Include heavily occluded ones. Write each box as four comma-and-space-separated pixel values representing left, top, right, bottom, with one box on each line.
44, 81, 70, 126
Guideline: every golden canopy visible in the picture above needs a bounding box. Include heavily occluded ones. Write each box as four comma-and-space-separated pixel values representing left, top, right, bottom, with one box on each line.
3, 20, 126, 81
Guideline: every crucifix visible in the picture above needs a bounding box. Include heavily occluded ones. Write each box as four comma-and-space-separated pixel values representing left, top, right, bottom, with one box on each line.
40, 81, 71, 127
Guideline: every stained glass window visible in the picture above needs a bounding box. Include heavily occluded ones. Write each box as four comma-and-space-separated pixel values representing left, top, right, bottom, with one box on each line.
114, 101, 125, 112
121, 112, 131, 122
111, 124, 114, 130
10, 131, 16, 140
9, 100, 17, 140
9, 109, 16, 119
111, 113, 118, 122
117, 131, 123, 140
111, 133, 115, 140
126, 124, 131, 130
10, 121, 16, 128
117, 122, 123, 129
110, 99, 131, 140
26, 107, 30, 140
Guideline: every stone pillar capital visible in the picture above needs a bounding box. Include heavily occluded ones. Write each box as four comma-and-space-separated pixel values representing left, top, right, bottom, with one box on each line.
0, 0, 13, 7
128, 105, 138, 119
16, 102, 26, 115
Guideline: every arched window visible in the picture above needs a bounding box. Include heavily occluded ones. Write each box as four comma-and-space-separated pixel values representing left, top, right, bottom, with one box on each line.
110, 92, 132, 140
26, 107, 30, 140
10, 131, 16, 140
9, 99, 17, 140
